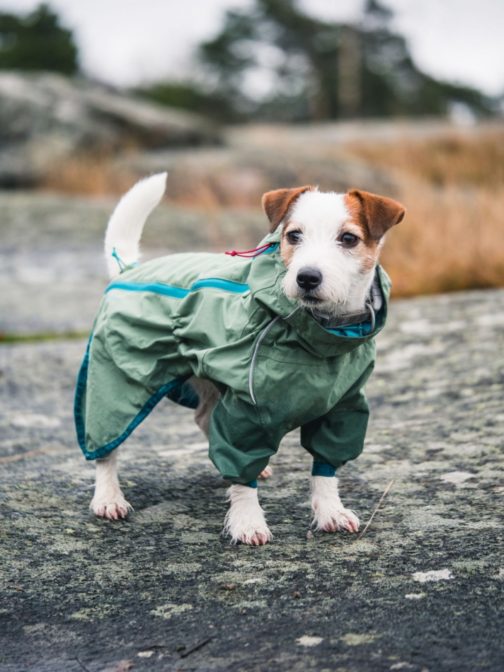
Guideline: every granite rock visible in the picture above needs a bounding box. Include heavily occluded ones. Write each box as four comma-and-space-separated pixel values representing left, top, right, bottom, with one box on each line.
0, 72, 220, 187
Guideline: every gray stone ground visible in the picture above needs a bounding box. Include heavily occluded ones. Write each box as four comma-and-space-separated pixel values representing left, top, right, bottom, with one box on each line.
1, 190, 503, 671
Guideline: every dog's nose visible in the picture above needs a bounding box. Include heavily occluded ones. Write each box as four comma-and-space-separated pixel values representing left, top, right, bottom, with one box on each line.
297, 268, 322, 291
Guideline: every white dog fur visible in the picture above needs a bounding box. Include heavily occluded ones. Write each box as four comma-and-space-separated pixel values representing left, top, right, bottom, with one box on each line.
91, 173, 403, 544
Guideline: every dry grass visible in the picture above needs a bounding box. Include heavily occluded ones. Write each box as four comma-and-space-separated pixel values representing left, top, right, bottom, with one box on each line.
380, 179, 504, 296
345, 128, 504, 296
346, 127, 504, 188
41, 153, 136, 197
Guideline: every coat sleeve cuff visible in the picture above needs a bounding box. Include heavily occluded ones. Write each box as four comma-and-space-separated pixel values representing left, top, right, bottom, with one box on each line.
311, 461, 336, 477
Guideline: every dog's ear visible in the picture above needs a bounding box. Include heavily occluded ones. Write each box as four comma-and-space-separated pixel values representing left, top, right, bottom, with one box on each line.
261, 186, 314, 232
346, 189, 405, 240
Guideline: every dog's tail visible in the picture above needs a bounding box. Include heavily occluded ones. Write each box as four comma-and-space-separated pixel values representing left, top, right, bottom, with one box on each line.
104, 172, 167, 279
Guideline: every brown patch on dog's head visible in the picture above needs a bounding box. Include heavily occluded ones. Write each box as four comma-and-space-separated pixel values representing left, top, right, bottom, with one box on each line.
345, 189, 405, 241
344, 189, 405, 272
261, 185, 315, 232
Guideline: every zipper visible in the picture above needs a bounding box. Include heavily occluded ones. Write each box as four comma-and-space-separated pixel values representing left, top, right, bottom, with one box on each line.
248, 316, 280, 406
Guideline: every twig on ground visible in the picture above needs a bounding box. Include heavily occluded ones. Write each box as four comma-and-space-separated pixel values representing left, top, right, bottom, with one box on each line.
358, 479, 394, 539
0, 444, 65, 464
74, 658, 91, 672
179, 637, 213, 659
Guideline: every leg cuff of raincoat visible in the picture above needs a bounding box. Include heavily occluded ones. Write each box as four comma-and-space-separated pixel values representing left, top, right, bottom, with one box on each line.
228, 479, 257, 488
311, 461, 336, 477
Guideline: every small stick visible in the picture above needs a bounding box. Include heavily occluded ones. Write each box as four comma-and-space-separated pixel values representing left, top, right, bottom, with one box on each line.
358, 479, 394, 539
0, 444, 64, 464
179, 637, 213, 659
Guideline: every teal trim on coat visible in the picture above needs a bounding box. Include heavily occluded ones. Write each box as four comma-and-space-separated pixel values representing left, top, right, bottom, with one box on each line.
167, 380, 200, 409
105, 277, 250, 299
73, 337, 92, 455
326, 321, 373, 338
261, 243, 279, 255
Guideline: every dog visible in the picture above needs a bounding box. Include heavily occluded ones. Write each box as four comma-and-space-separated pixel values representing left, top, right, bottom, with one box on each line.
75, 173, 405, 545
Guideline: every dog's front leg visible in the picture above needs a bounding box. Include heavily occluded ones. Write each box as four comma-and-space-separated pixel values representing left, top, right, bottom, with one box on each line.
90, 450, 132, 520
224, 484, 272, 545
311, 476, 359, 533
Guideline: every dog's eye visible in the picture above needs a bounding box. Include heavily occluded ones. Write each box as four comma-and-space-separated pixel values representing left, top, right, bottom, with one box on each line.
286, 230, 302, 245
339, 232, 359, 247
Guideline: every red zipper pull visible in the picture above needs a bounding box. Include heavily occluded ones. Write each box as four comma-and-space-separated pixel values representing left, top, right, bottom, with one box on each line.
225, 243, 275, 258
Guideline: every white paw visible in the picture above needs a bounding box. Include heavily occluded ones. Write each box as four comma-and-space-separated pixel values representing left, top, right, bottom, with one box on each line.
224, 485, 272, 545
312, 504, 360, 533
90, 491, 132, 520
259, 465, 273, 480
311, 475, 360, 534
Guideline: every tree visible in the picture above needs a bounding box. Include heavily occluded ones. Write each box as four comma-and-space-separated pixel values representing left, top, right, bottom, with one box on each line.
0, 3, 79, 75
198, 0, 339, 120
196, 0, 494, 121
138, 81, 237, 123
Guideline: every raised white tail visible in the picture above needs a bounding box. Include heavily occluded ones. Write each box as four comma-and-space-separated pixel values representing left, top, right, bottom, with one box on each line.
104, 172, 167, 278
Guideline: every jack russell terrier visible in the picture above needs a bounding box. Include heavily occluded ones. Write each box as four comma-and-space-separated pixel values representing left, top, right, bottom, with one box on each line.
75, 173, 405, 545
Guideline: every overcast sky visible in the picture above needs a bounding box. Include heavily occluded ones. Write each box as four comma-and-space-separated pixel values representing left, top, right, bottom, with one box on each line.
1, 0, 503, 96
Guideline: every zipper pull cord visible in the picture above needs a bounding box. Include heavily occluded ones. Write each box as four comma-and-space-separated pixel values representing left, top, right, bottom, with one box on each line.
225, 242, 275, 258
111, 247, 126, 272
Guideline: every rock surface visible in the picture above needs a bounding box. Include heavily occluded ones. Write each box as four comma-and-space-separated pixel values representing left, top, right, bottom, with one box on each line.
0, 72, 220, 187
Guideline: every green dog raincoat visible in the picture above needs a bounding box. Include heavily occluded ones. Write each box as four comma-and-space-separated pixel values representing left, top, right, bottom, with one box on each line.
74, 227, 390, 484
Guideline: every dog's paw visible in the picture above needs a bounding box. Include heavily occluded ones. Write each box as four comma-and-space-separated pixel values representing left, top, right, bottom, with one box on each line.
90, 492, 132, 520
259, 465, 273, 480
310, 475, 359, 534
311, 505, 360, 534
224, 484, 272, 545
230, 522, 272, 546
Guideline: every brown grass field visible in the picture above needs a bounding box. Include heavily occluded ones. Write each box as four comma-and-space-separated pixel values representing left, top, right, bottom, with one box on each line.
346, 127, 504, 295
41, 122, 504, 298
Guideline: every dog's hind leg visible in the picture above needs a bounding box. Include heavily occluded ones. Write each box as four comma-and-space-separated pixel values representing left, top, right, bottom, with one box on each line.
191, 377, 221, 438
90, 450, 132, 520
